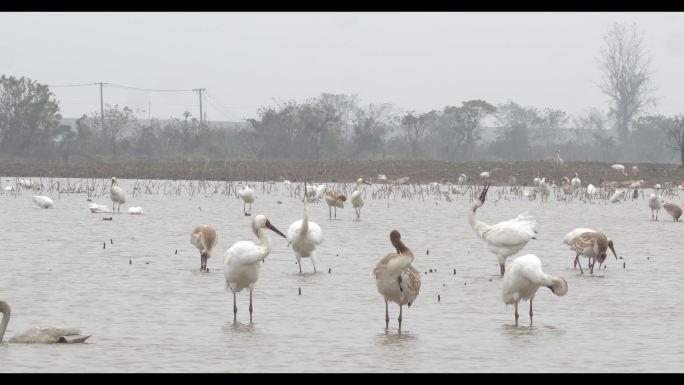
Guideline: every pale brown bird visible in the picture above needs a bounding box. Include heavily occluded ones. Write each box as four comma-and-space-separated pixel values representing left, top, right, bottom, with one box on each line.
373, 230, 421, 333
191, 225, 218, 272
663, 203, 683, 222
564, 230, 617, 274
324, 191, 346, 220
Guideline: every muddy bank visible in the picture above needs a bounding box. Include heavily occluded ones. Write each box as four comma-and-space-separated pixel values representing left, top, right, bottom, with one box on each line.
1, 159, 683, 186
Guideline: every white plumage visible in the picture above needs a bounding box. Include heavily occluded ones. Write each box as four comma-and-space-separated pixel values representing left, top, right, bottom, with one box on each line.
351, 178, 371, 220
501, 254, 568, 326
610, 190, 626, 203
0, 301, 90, 344
223, 214, 287, 322
611, 164, 628, 176
110, 177, 126, 213
458, 174, 467, 185
649, 192, 663, 221
287, 189, 323, 273
128, 206, 144, 215
32, 195, 53, 209
238, 184, 255, 212
571, 173, 581, 191
470, 182, 537, 276
88, 203, 111, 213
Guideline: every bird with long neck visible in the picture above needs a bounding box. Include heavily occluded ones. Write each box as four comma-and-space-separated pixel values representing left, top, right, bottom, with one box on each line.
1, 301, 90, 343
373, 230, 421, 333
287, 180, 324, 273
470, 182, 537, 276
223, 214, 287, 323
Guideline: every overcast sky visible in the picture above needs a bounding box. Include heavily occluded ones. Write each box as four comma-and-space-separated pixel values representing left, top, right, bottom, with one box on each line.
1, 12, 683, 122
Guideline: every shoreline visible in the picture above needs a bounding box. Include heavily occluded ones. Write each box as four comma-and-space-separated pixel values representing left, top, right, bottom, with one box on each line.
1, 159, 683, 185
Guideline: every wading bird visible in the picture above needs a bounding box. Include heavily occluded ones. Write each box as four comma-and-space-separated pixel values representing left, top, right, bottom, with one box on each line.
110, 177, 126, 213
0, 301, 90, 343
373, 230, 421, 333
325, 191, 346, 220
469, 182, 537, 276
501, 254, 567, 326
351, 178, 372, 220
191, 225, 218, 272
223, 215, 287, 323
563, 229, 616, 274
287, 182, 324, 273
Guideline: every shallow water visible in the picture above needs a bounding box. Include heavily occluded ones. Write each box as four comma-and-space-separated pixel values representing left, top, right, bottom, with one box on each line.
1, 180, 683, 372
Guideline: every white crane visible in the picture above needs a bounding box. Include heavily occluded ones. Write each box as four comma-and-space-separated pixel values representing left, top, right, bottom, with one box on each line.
649, 191, 663, 221
571, 173, 581, 191
350, 178, 371, 220
458, 174, 467, 185
611, 164, 629, 176
238, 184, 255, 213
88, 203, 111, 213
373, 230, 421, 333
287, 183, 324, 273
32, 195, 53, 209
110, 177, 126, 213
223, 214, 287, 323
502, 254, 568, 326
469, 182, 537, 276
610, 190, 626, 203
1, 301, 90, 343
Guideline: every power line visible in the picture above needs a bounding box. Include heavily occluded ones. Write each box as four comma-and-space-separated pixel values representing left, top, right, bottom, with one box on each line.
47, 83, 100, 88
108, 83, 195, 93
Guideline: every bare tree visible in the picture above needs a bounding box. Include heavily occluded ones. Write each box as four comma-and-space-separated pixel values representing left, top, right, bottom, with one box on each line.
665, 115, 684, 167
598, 22, 656, 143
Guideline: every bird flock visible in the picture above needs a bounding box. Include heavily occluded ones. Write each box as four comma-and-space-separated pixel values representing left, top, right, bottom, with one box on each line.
2, 162, 684, 343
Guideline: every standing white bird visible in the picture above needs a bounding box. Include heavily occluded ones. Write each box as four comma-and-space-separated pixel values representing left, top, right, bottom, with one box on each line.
501, 254, 568, 326
649, 192, 663, 221
564, 230, 617, 274
538, 178, 550, 202
32, 195, 53, 209
223, 215, 287, 323
350, 178, 372, 220
287, 183, 324, 273
313, 184, 327, 202
238, 184, 255, 213
0, 301, 90, 343
373, 230, 421, 333
110, 177, 126, 213
325, 191, 346, 219
586, 183, 596, 197
611, 164, 629, 176
571, 173, 581, 191
191, 225, 218, 272
458, 174, 467, 185
480, 171, 490, 180
470, 182, 537, 276
632, 165, 639, 178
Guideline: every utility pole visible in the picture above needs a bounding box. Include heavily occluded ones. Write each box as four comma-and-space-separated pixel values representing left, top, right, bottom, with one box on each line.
99, 82, 107, 130
194, 88, 206, 124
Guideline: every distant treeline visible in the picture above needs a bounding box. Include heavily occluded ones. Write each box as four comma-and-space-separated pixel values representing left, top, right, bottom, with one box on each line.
0, 75, 682, 164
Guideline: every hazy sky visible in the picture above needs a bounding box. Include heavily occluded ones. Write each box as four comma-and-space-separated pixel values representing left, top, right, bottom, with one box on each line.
1, 12, 683, 122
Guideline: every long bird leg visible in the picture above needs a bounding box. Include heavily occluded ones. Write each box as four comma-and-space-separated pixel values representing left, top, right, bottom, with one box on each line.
514, 302, 519, 326
529, 299, 533, 326
298, 259, 302, 273
385, 299, 389, 330
249, 290, 253, 323
334, 206, 337, 219
233, 292, 237, 322
590, 259, 596, 275
329, 205, 332, 220
500, 263, 505, 276
575, 254, 584, 274
398, 305, 403, 333
311, 257, 316, 273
